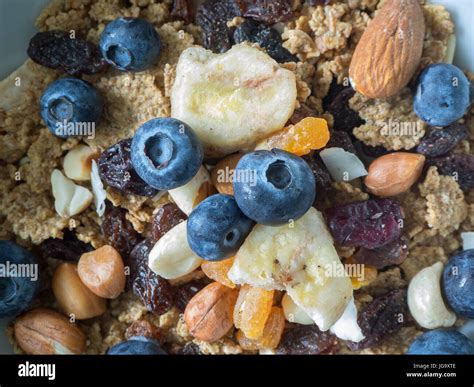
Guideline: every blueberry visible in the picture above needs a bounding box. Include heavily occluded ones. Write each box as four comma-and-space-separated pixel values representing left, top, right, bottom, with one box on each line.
233, 149, 316, 226
442, 249, 474, 318
414, 63, 471, 126
107, 336, 166, 355
0, 241, 41, 318
407, 329, 474, 355
187, 194, 255, 261
40, 78, 103, 138
100, 18, 161, 72
131, 118, 203, 190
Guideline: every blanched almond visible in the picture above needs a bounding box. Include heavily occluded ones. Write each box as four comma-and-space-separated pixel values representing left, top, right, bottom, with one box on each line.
364, 152, 425, 197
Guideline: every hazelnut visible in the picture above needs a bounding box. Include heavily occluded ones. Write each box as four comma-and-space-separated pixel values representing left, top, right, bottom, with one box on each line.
14, 308, 86, 354
52, 262, 106, 320
78, 245, 125, 299
364, 152, 425, 197
184, 282, 238, 342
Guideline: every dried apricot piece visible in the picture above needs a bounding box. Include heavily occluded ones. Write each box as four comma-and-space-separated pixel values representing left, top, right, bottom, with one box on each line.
236, 306, 285, 350
201, 257, 236, 288
233, 285, 273, 339
256, 117, 330, 156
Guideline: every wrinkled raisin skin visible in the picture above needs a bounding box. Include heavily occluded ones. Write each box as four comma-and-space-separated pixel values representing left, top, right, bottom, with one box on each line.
427, 154, 474, 192
126, 239, 154, 289
416, 124, 468, 158
353, 235, 408, 269
324, 199, 404, 249
327, 87, 364, 134
236, 0, 293, 24
179, 342, 202, 355
152, 203, 187, 242
101, 205, 141, 260
173, 280, 209, 312
303, 154, 333, 205
171, 0, 193, 23
98, 139, 159, 197
38, 230, 93, 262
28, 31, 107, 76
277, 324, 339, 355
288, 103, 318, 125
326, 131, 356, 154
347, 289, 408, 351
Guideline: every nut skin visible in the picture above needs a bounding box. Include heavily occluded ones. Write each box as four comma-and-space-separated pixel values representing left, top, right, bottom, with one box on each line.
184, 282, 238, 342
78, 245, 126, 299
14, 308, 86, 354
349, 0, 425, 98
52, 262, 106, 319
364, 152, 425, 197
211, 153, 244, 195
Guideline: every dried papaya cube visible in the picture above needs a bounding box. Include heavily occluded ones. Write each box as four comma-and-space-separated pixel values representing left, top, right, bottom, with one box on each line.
201, 257, 236, 288
233, 285, 274, 339
255, 117, 330, 156
236, 307, 285, 350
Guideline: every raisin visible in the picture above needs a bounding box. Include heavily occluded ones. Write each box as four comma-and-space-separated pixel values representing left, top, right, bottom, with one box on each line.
427, 154, 474, 192
353, 235, 409, 269
234, 19, 297, 63
125, 320, 162, 341
196, 0, 242, 53
127, 239, 154, 289
38, 229, 93, 262
235, 0, 293, 24
416, 123, 469, 158
179, 342, 202, 355
358, 142, 391, 159
171, 0, 193, 23
276, 324, 339, 355
98, 139, 158, 197
173, 280, 209, 312
27, 31, 107, 76
347, 289, 408, 351
302, 153, 333, 203
288, 103, 318, 125
324, 199, 404, 249
326, 131, 356, 154
306, 0, 336, 5
322, 79, 346, 111
326, 87, 364, 134
102, 205, 141, 260
151, 203, 187, 242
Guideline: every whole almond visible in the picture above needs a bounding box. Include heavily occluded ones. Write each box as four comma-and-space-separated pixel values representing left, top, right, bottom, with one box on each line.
14, 308, 86, 354
211, 153, 244, 195
364, 152, 425, 196
184, 282, 238, 342
349, 0, 425, 98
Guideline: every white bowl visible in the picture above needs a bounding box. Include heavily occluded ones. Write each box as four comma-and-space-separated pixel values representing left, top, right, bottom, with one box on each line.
0, 0, 472, 354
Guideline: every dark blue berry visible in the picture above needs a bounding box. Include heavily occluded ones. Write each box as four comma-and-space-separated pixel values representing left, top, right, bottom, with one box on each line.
107, 336, 166, 355
407, 329, 474, 355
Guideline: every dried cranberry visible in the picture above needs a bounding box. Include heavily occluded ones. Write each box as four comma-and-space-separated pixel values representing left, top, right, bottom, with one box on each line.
38, 229, 93, 262
326, 87, 364, 134
303, 154, 333, 203
417, 123, 469, 158
171, 0, 193, 23
28, 31, 107, 76
235, 0, 293, 24
288, 103, 318, 125
234, 19, 297, 63
179, 342, 202, 355
326, 131, 356, 154
324, 199, 404, 249
101, 205, 141, 260
427, 154, 474, 192
173, 280, 209, 312
347, 289, 408, 351
276, 324, 339, 355
353, 235, 409, 269
196, 0, 242, 53
151, 203, 187, 242
127, 239, 154, 289
98, 139, 158, 197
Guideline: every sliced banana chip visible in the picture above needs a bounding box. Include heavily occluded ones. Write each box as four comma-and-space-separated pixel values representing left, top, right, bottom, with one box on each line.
329, 297, 365, 342
281, 293, 314, 325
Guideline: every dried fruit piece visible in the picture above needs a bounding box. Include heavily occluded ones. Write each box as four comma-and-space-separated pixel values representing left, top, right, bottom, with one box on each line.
281, 293, 314, 325
151, 203, 187, 242
276, 324, 339, 355
233, 19, 297, 63
416, 124, 468, 158
236, 306, 285, 350
325, 199, 404, 249
125, 320, 161, 341
171, 0, 193, 23
426, 154, 474, 192
255, 117, 330, 156
326, 87, 364, 133
326, 131, 356, 154
346, 289, 408, 351
179, 342, 202, 355
353, 236, 409, 269
234, 285, 274, 339
201, 257, 236, 288
302, 154, 333, 202
211, 154, 243, 195
98, 139, 158, 197
174, 280, 209, 312
345, 257, 377, 290
28, 30, 107, 75
39, 230, 93, 262
127, 239, 154, 288
196, 0, 241, 53
102, 205, 141, 260
288, 103, 318, 125
236, 0, 293, 24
